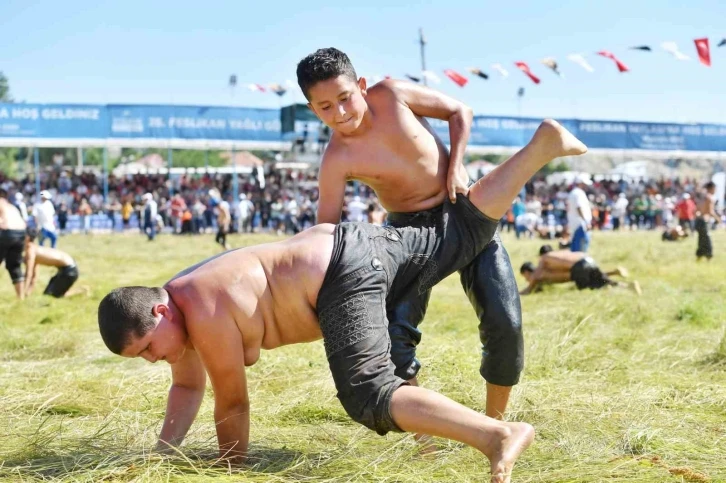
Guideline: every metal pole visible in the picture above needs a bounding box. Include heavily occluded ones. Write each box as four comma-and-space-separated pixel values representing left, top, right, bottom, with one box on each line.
102, 147, 109, 202
232, 145, 239, 202
77, 146, 83, 169
419, 28, 427, 86
168, 146, 174, 197
34, 148, 40, 196
204, 149, 209, 170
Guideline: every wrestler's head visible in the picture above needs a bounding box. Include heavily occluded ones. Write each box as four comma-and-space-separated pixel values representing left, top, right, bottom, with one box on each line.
704, 181, 716, 194
25, 227, 38, 243
539, 244, 553, 256
520, 262, 536, 283
297, 47, 368, 134
98, 287, 188, 364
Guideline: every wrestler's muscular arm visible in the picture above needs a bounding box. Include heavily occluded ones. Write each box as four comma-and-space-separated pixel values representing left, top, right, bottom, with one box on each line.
156, 347, 207, 453
316, 145, 348, 224
388, 80, 473, 203
24, 243, 38, 294
191, 314, 250, 464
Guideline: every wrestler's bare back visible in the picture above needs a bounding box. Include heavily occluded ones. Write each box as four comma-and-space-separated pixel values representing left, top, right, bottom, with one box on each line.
29, 245, 74, 268
323, 83, 468, 213
164, 224, 336, 367
540, 250, 587, 271
0, 198, 26, 230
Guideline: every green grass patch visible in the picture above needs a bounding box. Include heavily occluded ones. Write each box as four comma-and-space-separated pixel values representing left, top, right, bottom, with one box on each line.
0, 230, 724, 482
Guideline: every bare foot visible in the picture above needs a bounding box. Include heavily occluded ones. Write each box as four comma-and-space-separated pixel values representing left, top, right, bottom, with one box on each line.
630, 281, 642, 296
488, 422, 535, 483
531, 119, 588, 160
616, 266, 629, 278
414, 433, 440, 458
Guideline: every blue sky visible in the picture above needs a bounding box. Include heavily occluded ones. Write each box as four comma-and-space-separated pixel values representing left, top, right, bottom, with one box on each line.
1, 0, 725, 123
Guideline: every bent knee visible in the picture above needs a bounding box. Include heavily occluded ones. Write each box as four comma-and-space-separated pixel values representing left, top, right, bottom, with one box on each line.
337, 380, 407, 435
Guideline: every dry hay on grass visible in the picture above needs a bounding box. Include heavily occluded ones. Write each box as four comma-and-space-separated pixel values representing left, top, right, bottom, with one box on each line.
0, 230, 725, 482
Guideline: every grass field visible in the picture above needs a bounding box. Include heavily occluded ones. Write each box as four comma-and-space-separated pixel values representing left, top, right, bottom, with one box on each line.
1, 229, 724, 482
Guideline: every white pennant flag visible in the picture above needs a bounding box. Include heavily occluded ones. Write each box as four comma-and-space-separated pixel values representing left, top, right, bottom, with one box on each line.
566, 54, 594, 72
421, 70, 441, 84
491, 63, 509, 78
661, 41, 691, 61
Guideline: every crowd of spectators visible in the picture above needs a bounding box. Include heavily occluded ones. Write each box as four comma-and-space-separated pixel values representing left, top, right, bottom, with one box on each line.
505, 174, 723, 240
0, 166, 384, 235
1, 167, 721, 240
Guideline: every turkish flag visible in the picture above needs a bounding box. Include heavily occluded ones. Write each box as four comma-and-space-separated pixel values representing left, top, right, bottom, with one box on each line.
443, 69, 468, 87
694, 38, 711, 66
597, 51, 629, 72
514, 62, 540, 84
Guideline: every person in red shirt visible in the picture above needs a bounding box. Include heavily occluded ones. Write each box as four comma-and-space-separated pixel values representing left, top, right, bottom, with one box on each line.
169, 193, 187, 234
674, 193, 696, 232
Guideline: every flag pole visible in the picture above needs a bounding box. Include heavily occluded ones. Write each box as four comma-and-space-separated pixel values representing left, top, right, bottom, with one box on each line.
419, 28, 427, 86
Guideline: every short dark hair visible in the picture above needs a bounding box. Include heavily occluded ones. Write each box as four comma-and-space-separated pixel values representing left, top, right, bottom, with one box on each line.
704, 181, 716, 190
539, 244, 554, 256
98, 286, 166, 354
296, 47, 358, 100
26, 227, 38, 242
520, 262, 536, 274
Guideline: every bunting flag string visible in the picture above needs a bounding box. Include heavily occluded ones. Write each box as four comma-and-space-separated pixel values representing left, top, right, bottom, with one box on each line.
597, 51, 629, 72
694, 38, 711, 66
237, 35, 721, 94
444, 69, 468, 87
567, 54, 594, 72
514, 62, 541, 84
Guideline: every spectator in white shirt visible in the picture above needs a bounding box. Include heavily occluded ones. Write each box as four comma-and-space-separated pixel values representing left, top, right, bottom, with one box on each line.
346, 196, 367, 222
238, 194, 254, 233
611, 193, 629, 231
32, 190, 58, 248
567, 175, 593, 252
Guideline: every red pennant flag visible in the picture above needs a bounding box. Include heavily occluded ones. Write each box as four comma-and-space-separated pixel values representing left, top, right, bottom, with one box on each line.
597, 51, 629, 72
514, 62, 540, 84
694, 38, 711, 66
443, 69, 468, 87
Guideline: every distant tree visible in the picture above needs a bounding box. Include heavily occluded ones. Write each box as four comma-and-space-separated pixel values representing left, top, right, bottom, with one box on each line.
0, 71, 12, 102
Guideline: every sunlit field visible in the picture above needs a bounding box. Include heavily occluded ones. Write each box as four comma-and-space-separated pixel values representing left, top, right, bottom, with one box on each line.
1, 229, 724, 482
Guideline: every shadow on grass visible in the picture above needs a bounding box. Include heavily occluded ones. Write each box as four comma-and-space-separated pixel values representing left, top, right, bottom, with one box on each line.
0, 444, 313, 479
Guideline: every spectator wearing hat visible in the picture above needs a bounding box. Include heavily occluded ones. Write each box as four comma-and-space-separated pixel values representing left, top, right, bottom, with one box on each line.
32, 190, 58, 248
567, 175, 593, 252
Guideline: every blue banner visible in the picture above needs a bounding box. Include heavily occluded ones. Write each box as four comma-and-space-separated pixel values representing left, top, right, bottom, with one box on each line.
0, 104, 107, 138
107, 105, 281, 141
1, 102, 725, 152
